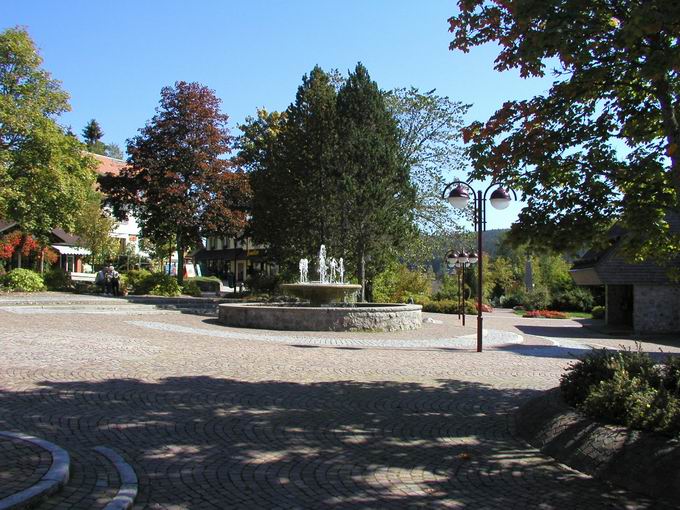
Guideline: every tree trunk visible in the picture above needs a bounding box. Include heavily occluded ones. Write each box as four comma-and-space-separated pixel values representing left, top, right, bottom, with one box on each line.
360, 249, 366, 302
176, 231, 184, 285
39, 250, 44, 274
16, 234, 26, 269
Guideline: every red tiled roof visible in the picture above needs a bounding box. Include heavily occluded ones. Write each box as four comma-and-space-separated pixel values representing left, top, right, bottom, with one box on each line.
89, 152, 127, 177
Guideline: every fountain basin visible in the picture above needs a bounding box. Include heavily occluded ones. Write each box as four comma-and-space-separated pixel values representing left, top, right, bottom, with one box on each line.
218, 302, 422, 332
280, 282, 362, 306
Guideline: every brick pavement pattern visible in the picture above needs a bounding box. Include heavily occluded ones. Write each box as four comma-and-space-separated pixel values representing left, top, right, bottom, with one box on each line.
0, 435, 50, 500
0, 296, 677, 509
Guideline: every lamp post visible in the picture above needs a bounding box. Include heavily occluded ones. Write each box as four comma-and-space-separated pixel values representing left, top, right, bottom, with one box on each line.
445, 249, 478, 326
443, 181, 516, 352
445, 250, 464, 322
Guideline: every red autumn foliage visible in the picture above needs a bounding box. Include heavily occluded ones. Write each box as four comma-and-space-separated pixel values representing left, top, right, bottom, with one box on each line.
0, 231, 42, 259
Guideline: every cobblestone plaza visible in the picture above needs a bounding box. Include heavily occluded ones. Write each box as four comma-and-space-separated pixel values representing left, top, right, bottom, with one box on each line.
0, 295, 677, 509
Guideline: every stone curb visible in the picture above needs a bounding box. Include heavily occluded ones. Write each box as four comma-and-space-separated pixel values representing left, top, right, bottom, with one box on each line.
515, 388, 680, 505
94, 446, 138, 510
0, 431, 70, 510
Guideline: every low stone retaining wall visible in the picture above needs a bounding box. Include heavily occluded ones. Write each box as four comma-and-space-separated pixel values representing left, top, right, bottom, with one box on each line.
515, 388, 680, 504
218, 303, 422, 332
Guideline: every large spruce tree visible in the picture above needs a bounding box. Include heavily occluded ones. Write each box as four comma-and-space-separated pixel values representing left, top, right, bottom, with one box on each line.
336, 64, 415, 300
244, 66, 340, 267
242, 64, 416, 299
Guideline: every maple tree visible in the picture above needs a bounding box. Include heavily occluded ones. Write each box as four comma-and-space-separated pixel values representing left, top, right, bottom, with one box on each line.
101, 81, 250, 283
449, 1, 680, 261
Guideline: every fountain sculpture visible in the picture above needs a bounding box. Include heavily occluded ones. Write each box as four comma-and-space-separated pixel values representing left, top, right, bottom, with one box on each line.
218, 245, 421, 332
279, 246, 361, 306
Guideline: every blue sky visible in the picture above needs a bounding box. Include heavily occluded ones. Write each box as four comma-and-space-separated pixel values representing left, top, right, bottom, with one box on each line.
3, 0, 554, 229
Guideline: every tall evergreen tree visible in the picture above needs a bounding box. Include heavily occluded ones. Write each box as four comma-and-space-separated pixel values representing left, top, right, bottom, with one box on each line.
335, 64, 416, 300
82, 119, 103, 146
244, 66, 340, 267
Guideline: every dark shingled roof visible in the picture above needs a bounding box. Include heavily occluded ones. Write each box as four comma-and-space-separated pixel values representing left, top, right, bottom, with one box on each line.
0, 220, 18, 233
570, 213, 680, 286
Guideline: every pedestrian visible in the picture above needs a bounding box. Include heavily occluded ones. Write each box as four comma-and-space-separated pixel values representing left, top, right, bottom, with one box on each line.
103, 266, 113, 295
95, 267, 106, 294
108, 265, 120, 297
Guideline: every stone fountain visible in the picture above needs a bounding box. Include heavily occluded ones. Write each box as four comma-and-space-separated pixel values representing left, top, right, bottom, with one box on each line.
218, 246, 421, 332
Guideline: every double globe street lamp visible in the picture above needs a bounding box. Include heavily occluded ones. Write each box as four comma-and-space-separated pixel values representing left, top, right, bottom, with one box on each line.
445, 249, 478, 326
442, 180, 516, 352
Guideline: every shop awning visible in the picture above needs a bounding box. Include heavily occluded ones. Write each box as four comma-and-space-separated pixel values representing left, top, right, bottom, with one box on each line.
51, 245, 91, 256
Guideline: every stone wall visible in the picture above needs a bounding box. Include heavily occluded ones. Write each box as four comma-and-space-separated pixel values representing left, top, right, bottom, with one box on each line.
516, 388, 680, 505
218, 303, 422, 332
634, 285, 680, 333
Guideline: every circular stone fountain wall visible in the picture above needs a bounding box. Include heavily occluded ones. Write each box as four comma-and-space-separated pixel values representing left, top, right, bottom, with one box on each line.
218, 302, 422, 332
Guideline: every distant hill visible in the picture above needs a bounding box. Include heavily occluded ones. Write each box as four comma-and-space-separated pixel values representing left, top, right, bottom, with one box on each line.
481, 229, 508, 258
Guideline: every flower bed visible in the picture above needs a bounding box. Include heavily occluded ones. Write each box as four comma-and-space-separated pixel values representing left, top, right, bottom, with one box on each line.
523, 309, 567, 319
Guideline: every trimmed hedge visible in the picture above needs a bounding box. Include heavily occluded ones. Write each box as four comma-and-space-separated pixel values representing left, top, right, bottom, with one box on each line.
420, 298, 478, 315
592, 305, 605, 319
524, 310, 568, 319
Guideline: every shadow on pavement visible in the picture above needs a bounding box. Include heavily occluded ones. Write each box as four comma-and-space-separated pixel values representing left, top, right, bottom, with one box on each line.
0, 376, 661, 509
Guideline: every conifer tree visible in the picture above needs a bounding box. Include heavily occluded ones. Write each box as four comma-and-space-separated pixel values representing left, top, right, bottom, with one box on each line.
335, 64, 416, 299
245, 66, 340, 267
82, 119, 103, 146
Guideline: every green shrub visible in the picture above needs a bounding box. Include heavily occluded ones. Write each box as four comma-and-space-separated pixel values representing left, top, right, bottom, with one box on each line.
118, 274, 128, 295
551, 287, 594, 312
431, 273, 460, 301
182, 279, 202, 297
500, 288, 527, 309
126, 269, 153, 294
421, 299, 477, 314
191, 276, 222, 293
1, 268, 45, 292
561, 348, 656, 406
246, 273, 280, 294
524, 286, 551, 311
147, 273, 181, 297
373, 263, 431, 303
44, 267, 71, 291
560, 348, 680, 436
591, 305, 605, 319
